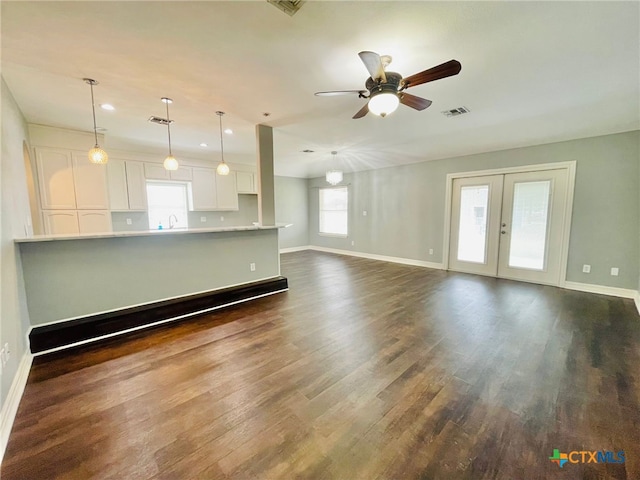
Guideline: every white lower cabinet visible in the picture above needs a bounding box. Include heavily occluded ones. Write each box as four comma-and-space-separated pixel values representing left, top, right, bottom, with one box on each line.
78, 210, 112, 234
43, 210, 111, 235
43, 210, 79, 235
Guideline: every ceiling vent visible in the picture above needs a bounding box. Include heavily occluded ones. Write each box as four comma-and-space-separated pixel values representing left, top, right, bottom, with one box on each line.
267, 0, 305, 16
441, 106, 470, 117
148, 116, 174, 126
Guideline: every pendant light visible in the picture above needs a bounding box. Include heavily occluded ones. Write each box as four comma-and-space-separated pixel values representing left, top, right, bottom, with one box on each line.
326, 151, 343, 185
83, 78, 108, 164
215, 111, 230, 175
162, 97, 179, 171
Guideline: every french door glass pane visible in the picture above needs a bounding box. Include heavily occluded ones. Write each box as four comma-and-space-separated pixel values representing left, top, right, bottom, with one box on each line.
457, 185, 489, 263
508, 180, 550, 270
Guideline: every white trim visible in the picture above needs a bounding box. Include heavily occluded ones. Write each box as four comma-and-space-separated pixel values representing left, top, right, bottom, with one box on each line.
308, 246, 444, 270
1, 352, 33, 462
280, 245, 312, 254
563, 281, 638, 299
635, 291, 640, 316
28, 275, 281, 329
31, 288, 289, 356
442, 161, 576, 289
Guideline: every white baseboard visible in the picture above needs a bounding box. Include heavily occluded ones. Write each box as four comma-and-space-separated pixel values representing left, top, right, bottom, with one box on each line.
307, 246, 444, 270
635, 291, 640, 316
279, 245, 312, 254
563, 281, 638, 300
0, 351, 33, 462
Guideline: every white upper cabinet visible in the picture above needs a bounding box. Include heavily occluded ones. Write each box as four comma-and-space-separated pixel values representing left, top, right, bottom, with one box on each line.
190, 167, 218, 210
107, 159, 147, 211
36, 148, 77, 209
216, 171, 239, 211
144, 163, 192, 181
72, 152, 109, 209
236, 171, 257, 194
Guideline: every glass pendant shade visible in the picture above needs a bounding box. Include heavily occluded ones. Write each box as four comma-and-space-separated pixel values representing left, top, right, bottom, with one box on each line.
84, 78, 108, 164
216, 161, 230, 176
368, 92, 400, 117
163, 155, 179, 171
88, 145, 108, 164
326, 170, 343, 186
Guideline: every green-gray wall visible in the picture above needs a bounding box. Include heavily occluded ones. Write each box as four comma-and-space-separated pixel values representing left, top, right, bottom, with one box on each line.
308, 131, 640, 290
275, 176, 309, 249
0, 78, 32, 407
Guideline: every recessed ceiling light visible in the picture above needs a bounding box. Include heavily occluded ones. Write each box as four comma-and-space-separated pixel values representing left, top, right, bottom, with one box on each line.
224, 128, 233, 135
100, 104, 115, 111
200, 143, 208, 147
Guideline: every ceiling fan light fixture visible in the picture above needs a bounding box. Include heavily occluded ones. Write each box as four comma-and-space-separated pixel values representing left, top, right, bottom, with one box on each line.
84, 78, 108, 164
368, 92, 399, 117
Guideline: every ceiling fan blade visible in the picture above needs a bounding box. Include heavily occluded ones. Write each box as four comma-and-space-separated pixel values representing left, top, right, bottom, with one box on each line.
401, 59, 462, 89
358, 51, 387, 83
315, 90, 366, 97
352, 103, 369, 119
399, 93, 433, 111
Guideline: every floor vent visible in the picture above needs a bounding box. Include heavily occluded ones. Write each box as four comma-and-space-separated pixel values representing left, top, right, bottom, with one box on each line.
267, 0, 305, 16
441, 106, 471, 117
148, 116, 174, 125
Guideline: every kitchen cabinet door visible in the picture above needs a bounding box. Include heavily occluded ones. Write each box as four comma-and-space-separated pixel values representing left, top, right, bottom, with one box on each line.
42, 210, 79, 235
36, 148, 76, 209
78, 210, 112, 234
106, 159, 129, 211
144, 163, 170, 180
216, 171, 239, 211
190, 167, 217, 210
170, 166, 193, 181
125, 161, 147, 210
72, 152, 110, 209
236, 171, 257, 194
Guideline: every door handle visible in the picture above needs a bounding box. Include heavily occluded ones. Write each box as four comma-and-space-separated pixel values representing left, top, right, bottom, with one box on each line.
501, 223, 507, 227
501, 230, 507, 234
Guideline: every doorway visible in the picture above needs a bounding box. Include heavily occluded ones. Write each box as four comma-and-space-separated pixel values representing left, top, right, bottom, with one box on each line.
445, 163, 575, 286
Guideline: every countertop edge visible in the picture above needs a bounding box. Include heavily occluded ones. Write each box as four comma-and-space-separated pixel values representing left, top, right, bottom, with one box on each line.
15, 224, 292, 243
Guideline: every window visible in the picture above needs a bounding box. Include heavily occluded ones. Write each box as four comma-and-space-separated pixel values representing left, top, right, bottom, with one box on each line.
146, 182, 189, 230
319, 186, 348, 236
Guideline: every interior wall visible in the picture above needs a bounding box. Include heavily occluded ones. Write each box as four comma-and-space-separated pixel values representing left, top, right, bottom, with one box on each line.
308, 131, 640, 290
0, 78, 32, 406
275, 176, 309, 249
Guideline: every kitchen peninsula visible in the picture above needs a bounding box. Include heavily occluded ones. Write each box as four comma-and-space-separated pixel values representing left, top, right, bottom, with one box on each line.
17, 224, 289, 354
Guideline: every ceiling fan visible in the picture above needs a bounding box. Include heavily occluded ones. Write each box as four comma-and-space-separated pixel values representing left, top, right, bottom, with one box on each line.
315, 51, 461, 119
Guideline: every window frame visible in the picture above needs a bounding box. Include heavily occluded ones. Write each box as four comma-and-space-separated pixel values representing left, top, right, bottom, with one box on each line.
318, 185, 349, 237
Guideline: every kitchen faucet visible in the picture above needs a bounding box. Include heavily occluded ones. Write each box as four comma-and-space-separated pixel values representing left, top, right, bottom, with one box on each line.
169, 214, 178, 229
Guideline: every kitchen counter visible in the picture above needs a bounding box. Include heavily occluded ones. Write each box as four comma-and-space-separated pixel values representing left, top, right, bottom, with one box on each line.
15, 223, 291, 243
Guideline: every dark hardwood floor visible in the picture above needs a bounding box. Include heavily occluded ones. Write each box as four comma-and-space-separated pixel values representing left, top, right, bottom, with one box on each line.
3, 250, 639, 479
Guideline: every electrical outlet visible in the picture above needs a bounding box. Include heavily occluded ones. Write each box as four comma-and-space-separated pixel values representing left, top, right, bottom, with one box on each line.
363, 210, 367, 216
200, 216, 206, 222
126, 218, 132, 225
351, 241, 355, 246
429, 248, 434, 255
582, 264, 591, 273
220, 216, 224, 221
611, 267, 619, 276
250, 263, 256, 272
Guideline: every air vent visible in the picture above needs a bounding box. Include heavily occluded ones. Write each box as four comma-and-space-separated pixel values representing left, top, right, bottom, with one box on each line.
441, 106, 470, 117
148, 116, 174, 126
267, 0, 305, 16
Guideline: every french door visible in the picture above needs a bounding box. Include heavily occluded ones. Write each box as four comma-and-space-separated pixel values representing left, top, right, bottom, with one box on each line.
448, 168, 569, 285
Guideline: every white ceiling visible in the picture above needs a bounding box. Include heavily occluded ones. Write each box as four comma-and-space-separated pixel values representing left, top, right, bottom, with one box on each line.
2, 1, 638, 178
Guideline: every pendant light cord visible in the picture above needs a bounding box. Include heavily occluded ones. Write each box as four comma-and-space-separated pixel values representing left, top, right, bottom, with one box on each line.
218, 112, 225, 163
89, 82, 99, 147
166, 101, 173, 156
